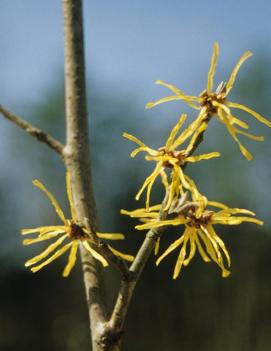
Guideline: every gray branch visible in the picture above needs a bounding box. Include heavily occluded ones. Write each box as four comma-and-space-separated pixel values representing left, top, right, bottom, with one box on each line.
62, 1, 108, 349
0, 105, 64, 156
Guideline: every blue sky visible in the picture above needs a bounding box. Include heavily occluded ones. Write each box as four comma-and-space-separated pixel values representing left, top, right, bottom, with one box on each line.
1, 0, 271, 108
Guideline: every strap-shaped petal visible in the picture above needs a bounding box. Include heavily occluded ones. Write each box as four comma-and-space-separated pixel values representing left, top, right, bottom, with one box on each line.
183, 229, 197, 266
136, 217, 187, 231
120, 205, 161, 218
97, 233, 125, 240
123, 132, 147, 147
207, 42, 219, 93
211, 216, 263, 226
217, 109, 253, 160
207, 201, 229, 210
165, 114, 187, 151
194, 235, 211, 262
135, 162, 163, 209
62, 241, 78, 277
154, 237, 160, 256
146, 94, 200, 110
228, 102, 271, 128
184, 121, 209, 154
173, 235, 189, 279
213, 207, 255, 217
237, 129, 264, 142
30, 242, 72, 273
230, 116, 249, 129
185, 152, 220, 164
23, 230, 65, 245
83, 241, 109, 267
25, 234, 68, 267
108, 245, 134, 262
171, 107, 208, 149
22, 226, 67, 235
33, 179, 66, 224
226, 51, 252, 95
207, 224, 231, 267
156, 235, 184, 266
131, 146, 158, 158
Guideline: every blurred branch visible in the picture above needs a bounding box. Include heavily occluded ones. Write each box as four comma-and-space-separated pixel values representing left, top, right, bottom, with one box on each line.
0, 105, 64, 156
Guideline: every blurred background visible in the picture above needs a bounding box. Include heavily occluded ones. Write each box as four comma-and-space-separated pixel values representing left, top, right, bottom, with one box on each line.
0, 1, 271, 350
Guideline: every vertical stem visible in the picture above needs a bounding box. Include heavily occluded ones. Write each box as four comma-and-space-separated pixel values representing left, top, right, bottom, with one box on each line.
62, 0, 107, 349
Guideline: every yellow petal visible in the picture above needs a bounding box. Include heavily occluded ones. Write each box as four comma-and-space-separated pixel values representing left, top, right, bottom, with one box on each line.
237, 129, 264, 142
214, 207, 255, 216
164, 169, 181, 211
218, 109, 253, 160
207, 42, 219, 93
154, 80, 200, 109
195, 235, 211, 262
199, 227, 230, 277
154, 237, 160, 255
131, 146, 157, 158
185, 152, 220, 163
120, 205, 161, 218
136, 218, 187, 231
228, 102, 271, 128
33, 179, 66, 224
146, 94, 200, 110
183, 229, 197, 266
207, 201, 229, 210
185, 121, 209, 154
66, 173, 77, 221
207, 224, 231, 267
62, 241, 78, 277
198, 229, 219, 263
212, 216, 263, 226
135, 162, 163, 209
25, 234, 68, 267
23, 231, 66, 245
173, 235, 189, 279
30, 242, 72, 273
160, 169, 169, 191
230, 116, 249, 129
21, 226, 67, 235
97, 233, 125, 240
108, 245, 134, 262
171, 107, 208, 149
83, 241, 109, 267
156, 235, 184, 266
226, 51, 252, 95
165, 114, 187, 151
122, 132, 147, 147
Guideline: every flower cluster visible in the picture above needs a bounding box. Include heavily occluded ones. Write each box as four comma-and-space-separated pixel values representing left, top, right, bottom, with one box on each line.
22, 43, 268, 280
22, 173, 133, 277
122, 43, 268, 278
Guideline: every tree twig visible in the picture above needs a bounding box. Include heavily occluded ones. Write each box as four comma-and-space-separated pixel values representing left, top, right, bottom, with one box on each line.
0, 105, 64, 156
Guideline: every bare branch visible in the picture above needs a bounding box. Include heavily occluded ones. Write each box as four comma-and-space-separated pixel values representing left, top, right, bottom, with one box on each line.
62, 0, 109, 349
0, 105, 64, 156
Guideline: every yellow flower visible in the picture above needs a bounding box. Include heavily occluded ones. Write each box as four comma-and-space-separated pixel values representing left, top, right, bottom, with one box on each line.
122, 195, 263, 279
146, 42, 271, 160
123, 114, 220, 210
22, 173, 133, 277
